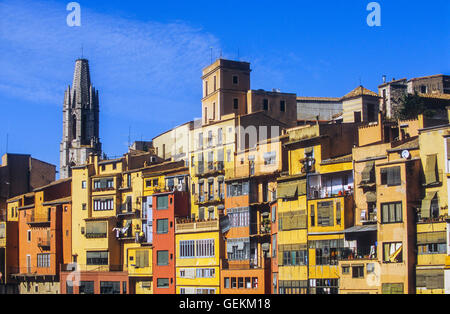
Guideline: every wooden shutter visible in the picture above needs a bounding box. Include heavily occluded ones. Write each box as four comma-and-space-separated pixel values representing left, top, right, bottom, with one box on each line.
425, 154, 438, 185
361, 161, 375, 183
421, 192, 437, 219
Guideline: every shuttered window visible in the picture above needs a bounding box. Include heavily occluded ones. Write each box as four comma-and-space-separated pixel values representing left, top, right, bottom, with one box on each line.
317, 201, 334, 226
156, 196, 169, 210
279, 211, 307, 230
157, 251, 169, 266
86, 221, 107, 238
135, 250, 149, 268
424, 154, 439, 185
381, 202, 402, 223
416, 269, 444, 289
382, 283, 404, 294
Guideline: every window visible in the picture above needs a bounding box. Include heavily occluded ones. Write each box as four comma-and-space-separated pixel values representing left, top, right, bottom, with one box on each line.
145, 180, 152, 188
227, 181, 250, 197
238, 278, 244, 289
383, 242, 403, 263
196, 268, 215, 278
198, 133, 203, 149
157, 251, 169, 266
317, 201, 334, 226
342, 266, 350, 275
224, 278, 230, 289
280, 100, 286, 112
93, 178, 114, 190
157, 219, 169, 234
418, 243, 446, 255
37, 254, 51, 268
228, 208, 250, 227
310, 205, 315, 226
86, 221, 107, 238
66, 281, 73, 294
157, 278, 169, 288
264, 152, 276, 165
93, 198, 114, 211
27, 230, 31, 242
82, 203, 87, 211
135, 250, 149, 268
208, 131, 213, 147
352, 266, 364, 278
233, 98, 239, 110
82, 181, 87, 189
156, 196, 169, 210
79, 281, 94, 295
381, 202, 402, 223
233, 75, 239, 85
282, 250, 308, 266
196, 239, 215, 258
87, 251, 108, 265
263, 99, 269, 111
380, 167, 401, 186
218, 128, 223, 145
227, 238, 250, 261
310, 239, 345, 266
231, 278, 237, 288
382, 283, 403, 294
123, 282, 127, 294
100, 282, 120, 294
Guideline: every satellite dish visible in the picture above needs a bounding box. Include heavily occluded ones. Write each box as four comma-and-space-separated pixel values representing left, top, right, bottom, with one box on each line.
401, 150, 410, 159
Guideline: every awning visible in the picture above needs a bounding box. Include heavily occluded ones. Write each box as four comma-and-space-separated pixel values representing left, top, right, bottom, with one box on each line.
365, 191, 377, 203
277, 182, 298, 199
304, 147, 313, 154
361, 161, 375, 183
344, 225, 377, 233
417, 231, 446, 245
421, 191, 438, 219
424, 154, 438, 185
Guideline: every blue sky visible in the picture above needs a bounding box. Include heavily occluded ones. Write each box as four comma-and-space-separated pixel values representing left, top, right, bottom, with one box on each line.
0, 0, 449, 174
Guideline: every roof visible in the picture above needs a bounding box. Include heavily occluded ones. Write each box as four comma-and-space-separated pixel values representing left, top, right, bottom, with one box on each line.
342, 86, 379, 100
408, 74, 448, 82
388, 138, 419, 152
344, 225, 377, 233
7, 192, 35, 203
297, 96, 342, 102
418, 93, 450, 100
42, 197, 72, 206
321, 154, 353, 165
33, 178, 72, 192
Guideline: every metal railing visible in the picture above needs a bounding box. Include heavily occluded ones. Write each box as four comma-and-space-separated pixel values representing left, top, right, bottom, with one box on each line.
37, 237, 51, 248
60, 264, 123, 273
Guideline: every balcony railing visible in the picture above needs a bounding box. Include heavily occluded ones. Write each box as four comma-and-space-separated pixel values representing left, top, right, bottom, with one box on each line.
175, 219, 220, 234
37, 237, 51, 249
9, 266, 56, 277
26, 215, 50, 225
60, 264, 124, 273
341, 247, 377, 261
85, 233, 107, 239
195, 162, 225, 177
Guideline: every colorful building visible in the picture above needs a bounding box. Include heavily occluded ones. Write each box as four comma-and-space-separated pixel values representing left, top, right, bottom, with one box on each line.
11, 178, 71, 294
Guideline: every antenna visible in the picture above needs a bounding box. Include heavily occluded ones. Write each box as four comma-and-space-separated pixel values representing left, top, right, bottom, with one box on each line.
210, 47, 214, 64
81, 44, 84, 59
128, 126, 131, 148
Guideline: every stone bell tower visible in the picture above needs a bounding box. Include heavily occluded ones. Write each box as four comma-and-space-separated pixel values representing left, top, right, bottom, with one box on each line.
60, 59, 102, 179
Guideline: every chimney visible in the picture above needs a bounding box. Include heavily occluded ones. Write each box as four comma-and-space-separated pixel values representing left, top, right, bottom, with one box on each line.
382, 75, 386, 84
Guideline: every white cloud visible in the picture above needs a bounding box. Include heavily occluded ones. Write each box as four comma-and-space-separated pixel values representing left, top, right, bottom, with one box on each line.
0, 0, 219, 123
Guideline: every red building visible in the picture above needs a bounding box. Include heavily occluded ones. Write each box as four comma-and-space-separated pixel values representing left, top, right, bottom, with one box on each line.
152, 191, 189, 294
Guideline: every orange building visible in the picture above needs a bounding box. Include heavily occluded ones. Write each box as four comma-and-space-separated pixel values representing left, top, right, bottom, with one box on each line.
152, 191, 190, 294
12, 179, 71, 294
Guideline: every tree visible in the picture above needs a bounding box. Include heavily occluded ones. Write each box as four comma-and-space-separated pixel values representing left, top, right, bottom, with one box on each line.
397, 92, 435, 120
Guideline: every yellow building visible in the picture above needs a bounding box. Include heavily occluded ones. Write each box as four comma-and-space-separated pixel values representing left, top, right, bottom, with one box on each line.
416, 124, 449, 294
280, 123, 357, 294
175, 220, 223, 294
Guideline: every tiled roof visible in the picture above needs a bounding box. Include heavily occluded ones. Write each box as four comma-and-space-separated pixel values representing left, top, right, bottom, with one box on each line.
33, 178, 72, 192
418, 93, 450, 100
321, 154, 353, 165
342, 86, 379, 99
297, 96, 342, 102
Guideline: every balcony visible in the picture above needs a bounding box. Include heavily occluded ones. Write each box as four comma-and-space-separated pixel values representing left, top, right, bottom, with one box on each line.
10, 266, 56, 278
360, 210, 378, 224
26, 215, 50, 226
193, 194, 224, 206
60, 264, 124, 273
37, 237, 51, 250
195, 162, 225, 178
175, 219, 220, 234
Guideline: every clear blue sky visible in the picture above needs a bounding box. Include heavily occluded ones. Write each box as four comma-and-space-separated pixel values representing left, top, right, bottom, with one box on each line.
0, 0, 449, 174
